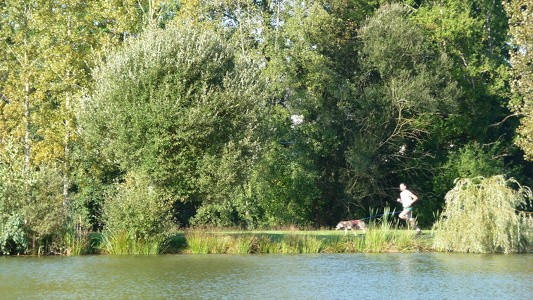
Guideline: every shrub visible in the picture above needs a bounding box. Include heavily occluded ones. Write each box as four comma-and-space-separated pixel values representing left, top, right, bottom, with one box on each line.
101, 171, 176, 253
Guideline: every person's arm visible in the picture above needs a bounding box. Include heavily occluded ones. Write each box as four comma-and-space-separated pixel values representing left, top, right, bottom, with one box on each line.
409, 191, 418, 206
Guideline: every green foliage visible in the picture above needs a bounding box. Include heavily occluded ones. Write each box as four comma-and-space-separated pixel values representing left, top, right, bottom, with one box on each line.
432, 142, 505, 197
521, 213, 533, 247
504, 0, 533, 160
433, 176, 533, 253
343, 3, 461, 210
257, 0, 363, 224
359, 3, 460, 113
412, 0, 514, 151
0, 143, 29, 254
79, 23, 264, 212
23, 166, 69, 244
404, 0, 525, 226
0, 141, 72, 254
1, 0, 533, 250
191, 139, 261, 228
102, 171, 176, 241
191, 138, 319, 229
246, 143, 319, 228
0, 213, 27, 255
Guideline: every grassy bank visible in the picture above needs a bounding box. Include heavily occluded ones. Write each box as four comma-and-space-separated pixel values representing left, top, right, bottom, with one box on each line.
57, 214, 432, 255
165, 227, 432, 254
68, 227, 430, 255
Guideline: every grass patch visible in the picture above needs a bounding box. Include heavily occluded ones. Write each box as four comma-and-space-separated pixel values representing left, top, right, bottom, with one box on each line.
170, 226, 431, 254
53, 225, 433, 255
98, 230, 170, 255
185, 230, 230, 254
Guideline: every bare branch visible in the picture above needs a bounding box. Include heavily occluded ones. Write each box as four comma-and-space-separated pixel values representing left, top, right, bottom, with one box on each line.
490, 112, 520, 127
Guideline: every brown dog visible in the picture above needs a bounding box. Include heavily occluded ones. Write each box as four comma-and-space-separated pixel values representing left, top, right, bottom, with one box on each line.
335, 220, 367, 235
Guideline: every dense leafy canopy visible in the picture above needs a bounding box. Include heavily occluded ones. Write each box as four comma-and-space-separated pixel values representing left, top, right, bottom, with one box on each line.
505, 0, 533, 160
1, 0, 532, 254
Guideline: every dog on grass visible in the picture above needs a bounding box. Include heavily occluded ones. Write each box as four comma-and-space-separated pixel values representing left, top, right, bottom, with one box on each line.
335, 220, 367, 235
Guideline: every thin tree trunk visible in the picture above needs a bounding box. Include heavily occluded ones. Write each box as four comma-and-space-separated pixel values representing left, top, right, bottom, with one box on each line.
24, 70, 31, 174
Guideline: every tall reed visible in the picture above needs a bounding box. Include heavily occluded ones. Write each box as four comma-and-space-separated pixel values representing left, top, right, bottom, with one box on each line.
62, 231, 98, 255
278, 234, 326, 253
99, 230, 169, 254
322, 236, 364, 253
185, 230, 230, 254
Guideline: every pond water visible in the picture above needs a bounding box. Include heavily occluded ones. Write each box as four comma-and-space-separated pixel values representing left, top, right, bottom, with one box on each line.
1, 253, 532, 299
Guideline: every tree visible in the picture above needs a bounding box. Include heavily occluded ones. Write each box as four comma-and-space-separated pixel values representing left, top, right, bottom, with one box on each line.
409, 0, 527, 223
262, 0, 364, 225
433, 176, 532, 253
0, 0, 51, 171
66, 0, 181, 232
0, 0, 74, 254
173, 0, 362, 226
413, 0, 513, 148
77, 23, 266, 227
345, 4, 460, 212
504, 0, 533, 160
1, 0, 182, 252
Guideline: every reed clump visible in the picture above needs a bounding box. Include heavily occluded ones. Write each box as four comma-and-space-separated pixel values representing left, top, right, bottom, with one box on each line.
99, 230, 170, 255
62, 231, 99, 255
278, 234, 327, 253
185, 230, 231, 254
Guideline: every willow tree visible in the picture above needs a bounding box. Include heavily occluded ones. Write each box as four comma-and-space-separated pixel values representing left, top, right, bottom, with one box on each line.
433, 176, 532, 253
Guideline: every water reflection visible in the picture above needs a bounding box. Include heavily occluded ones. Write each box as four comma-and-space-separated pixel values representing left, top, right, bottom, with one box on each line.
1, 253, 532, 299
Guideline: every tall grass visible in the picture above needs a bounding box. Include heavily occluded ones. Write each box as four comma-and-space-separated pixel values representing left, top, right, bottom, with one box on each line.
278, 234, 327, 253
99, 230, 169, 255
185, 230, 230, 254
184, 230, 330, 254
62, 231, 99, 255
180, 225, 429, 254
362, 207, 421, 252
50, 226, 430, 255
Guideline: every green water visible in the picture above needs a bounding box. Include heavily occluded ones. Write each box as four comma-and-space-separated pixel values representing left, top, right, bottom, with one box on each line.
1, 253, 532, 299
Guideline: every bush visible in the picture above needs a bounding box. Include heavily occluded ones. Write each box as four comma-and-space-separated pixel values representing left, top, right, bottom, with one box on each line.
0, 213, 27, 254
0, 145, 69, 254
101, 171, 176, 252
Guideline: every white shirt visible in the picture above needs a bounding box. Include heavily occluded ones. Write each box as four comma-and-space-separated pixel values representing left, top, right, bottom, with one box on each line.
400, 190, 416, 208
